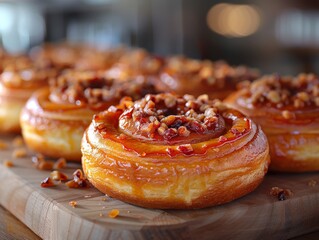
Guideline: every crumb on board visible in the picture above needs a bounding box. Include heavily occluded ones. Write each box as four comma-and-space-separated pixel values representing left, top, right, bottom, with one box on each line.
0, 140, 8, 150
50, 170, 68, 181
308, 180, 317, 187
40, 177, 55, 188
54, 157, 67, 169
270, 187, 293, 201
69, 201, 77, 208
3, 160, 14, 168
108, 209, 120, 218
32, 154, 55, 171
12, 136, 24, 147
65, 169, 89, 188
38, 161, 54, 171
12, 148, 27, 158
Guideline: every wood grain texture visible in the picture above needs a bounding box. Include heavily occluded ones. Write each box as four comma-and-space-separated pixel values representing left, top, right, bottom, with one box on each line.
0, 205, 41, 240
0, 135, 319, 240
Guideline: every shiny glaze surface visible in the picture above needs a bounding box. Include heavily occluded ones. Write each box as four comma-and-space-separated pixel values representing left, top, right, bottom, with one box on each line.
82, 94, 270, 209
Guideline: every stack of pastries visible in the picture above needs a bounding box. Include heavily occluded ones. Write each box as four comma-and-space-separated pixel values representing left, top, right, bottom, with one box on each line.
0, 42, 316, 209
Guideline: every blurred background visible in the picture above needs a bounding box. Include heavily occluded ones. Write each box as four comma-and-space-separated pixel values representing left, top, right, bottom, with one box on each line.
0, 0, 319, 75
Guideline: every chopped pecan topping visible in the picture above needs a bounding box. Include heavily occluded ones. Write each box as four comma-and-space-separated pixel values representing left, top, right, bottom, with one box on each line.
32, 154, 54, 171
41, 177, 55, 188
117, 93, 227, 142
50, 170, 68, 181
244, 74, 319, 109
54, 157, 67, 169
49, 70, 157, 109
65, 169, 89, 188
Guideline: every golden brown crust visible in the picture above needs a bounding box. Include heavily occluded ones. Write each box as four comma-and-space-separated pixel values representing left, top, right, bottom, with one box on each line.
225, 74, 319, 172
20, 71, 158, 161
82, 93, 270, 209
20, 88, 94, 161
155, 56, 259, 100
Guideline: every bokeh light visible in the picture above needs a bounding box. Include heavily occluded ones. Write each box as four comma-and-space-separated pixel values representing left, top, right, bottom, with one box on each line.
207, 3, 261, 38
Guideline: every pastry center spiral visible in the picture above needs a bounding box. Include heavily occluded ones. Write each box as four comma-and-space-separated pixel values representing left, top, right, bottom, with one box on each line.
118, 93, 227, 144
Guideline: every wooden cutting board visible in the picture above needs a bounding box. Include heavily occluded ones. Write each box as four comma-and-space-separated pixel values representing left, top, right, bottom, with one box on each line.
0, 135, 319, 240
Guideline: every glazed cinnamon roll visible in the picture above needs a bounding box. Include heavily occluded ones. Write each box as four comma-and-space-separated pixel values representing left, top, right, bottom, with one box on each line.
225, 74, 319, 172
20, 70, 157, 161
105, 48, 163, 81
82, 93, 270, 209
0, 55, 57, 133
156, 56, 259, 100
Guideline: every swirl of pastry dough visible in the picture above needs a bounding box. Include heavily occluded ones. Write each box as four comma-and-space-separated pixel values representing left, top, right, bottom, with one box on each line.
82, 93, 270, 209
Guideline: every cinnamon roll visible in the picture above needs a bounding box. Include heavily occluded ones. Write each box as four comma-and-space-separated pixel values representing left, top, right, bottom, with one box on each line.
225, 74, 319, 172
20, 70, 157, 161
82, 93, 270, 209
0, 55, 57, 133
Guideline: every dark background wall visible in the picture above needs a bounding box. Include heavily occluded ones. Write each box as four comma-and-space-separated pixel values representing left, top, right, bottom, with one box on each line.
1, 0, 319, 75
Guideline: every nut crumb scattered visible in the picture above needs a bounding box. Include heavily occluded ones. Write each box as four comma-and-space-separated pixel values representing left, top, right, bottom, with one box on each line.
50, 170, 68, 181
38, 161, 54, 171
270, 187, 293, 201
308, 180, 317, 187
65, 169, 89, 188
101, 198, 107, 201
4, 160, 14, 168
108, 209, 120, 218
41, 177, 55, 188
99, 213, 103, 217
54, 157, 67, 169
69, 201, 77, 208
12, 148, 27, 158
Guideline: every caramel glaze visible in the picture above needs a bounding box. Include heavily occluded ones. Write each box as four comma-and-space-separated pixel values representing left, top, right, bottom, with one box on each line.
82, 93, 270, 209
225, 74, 319, 172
